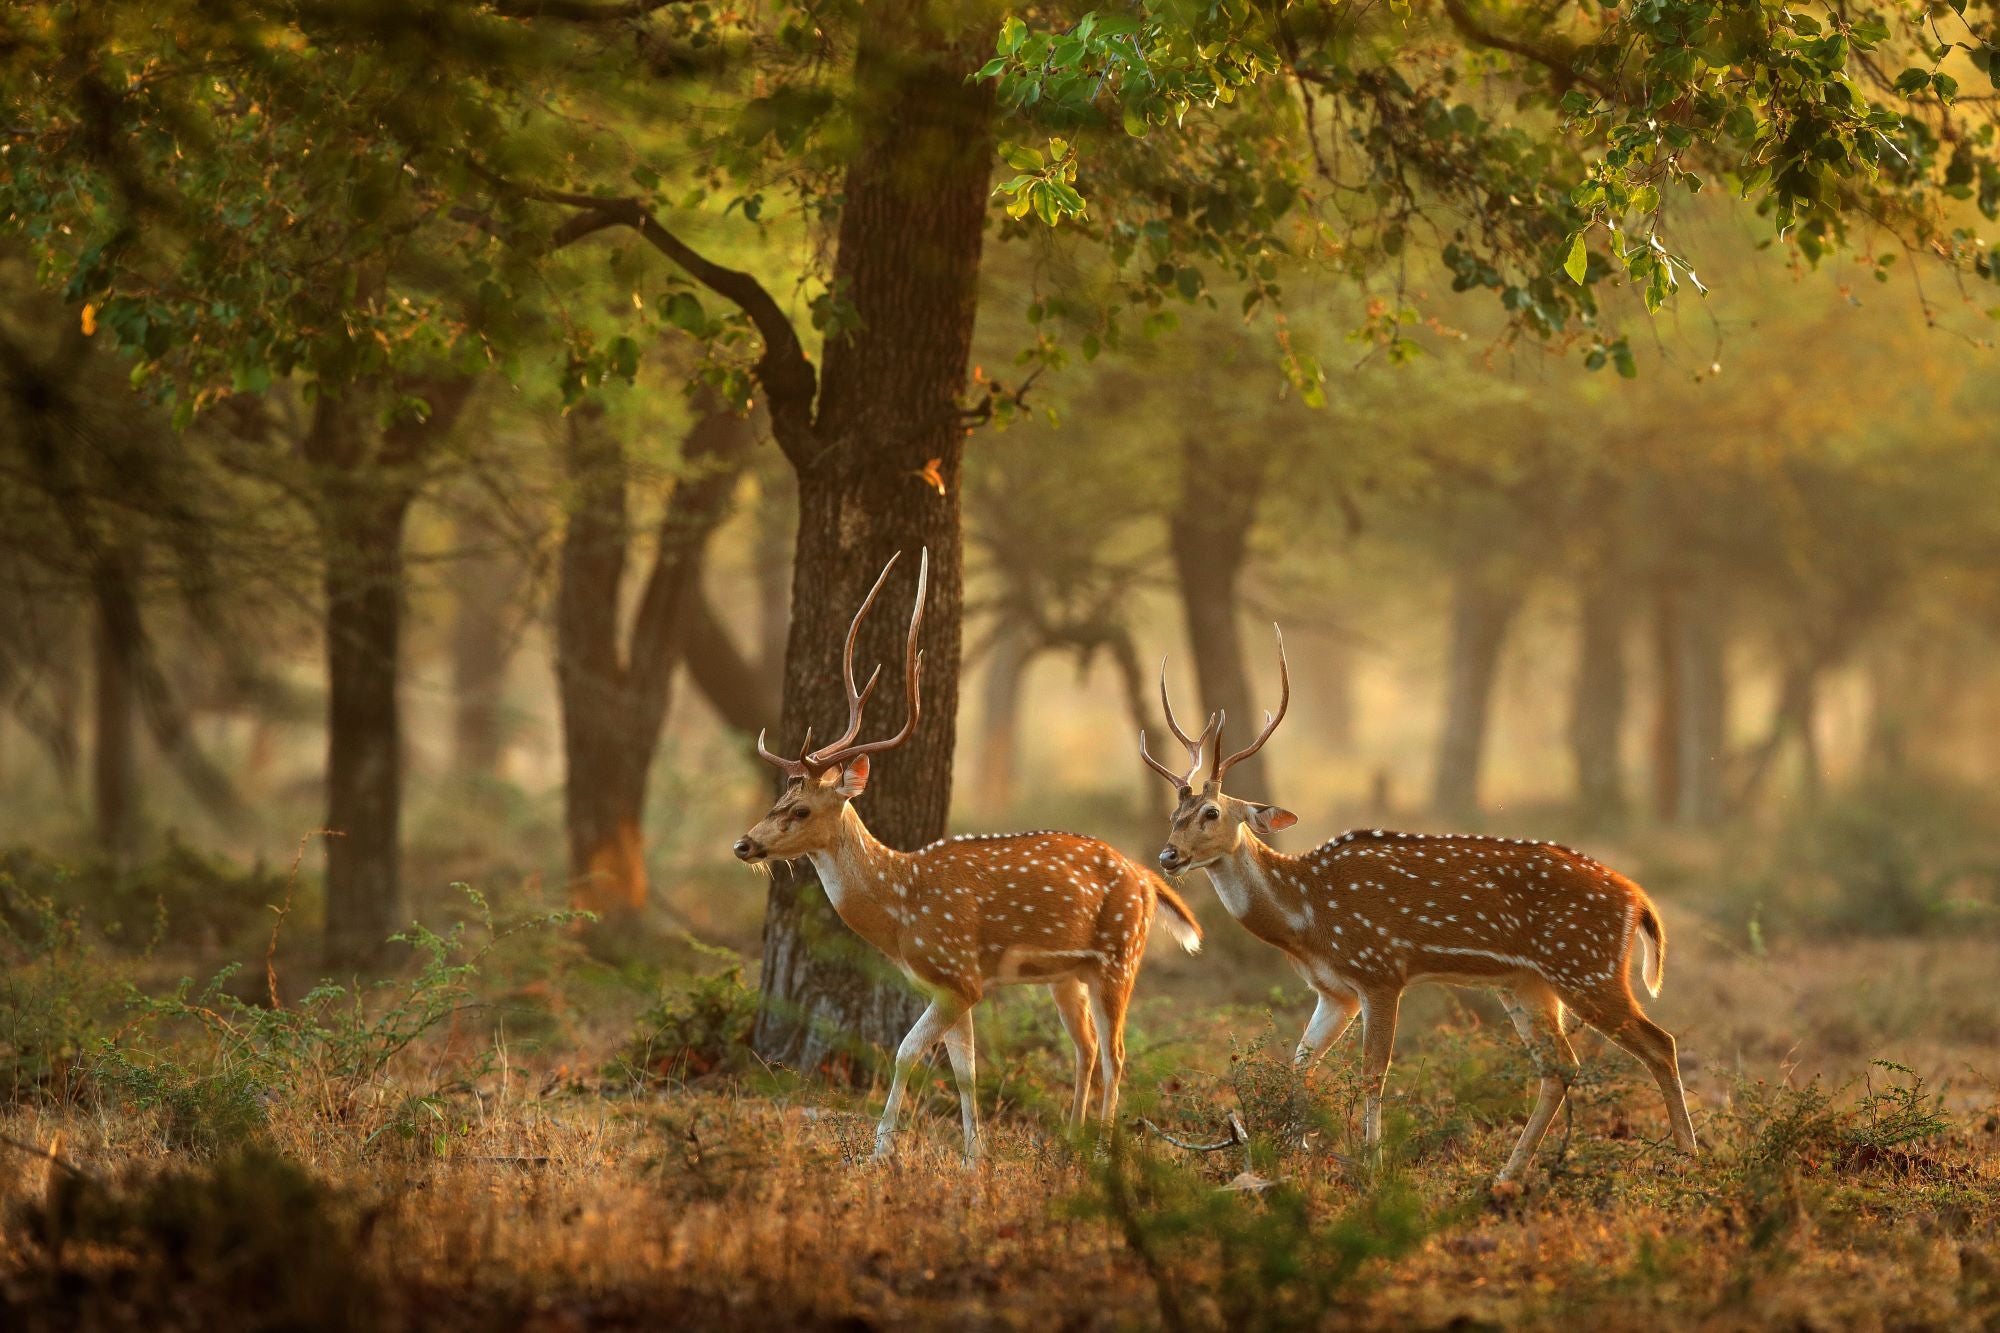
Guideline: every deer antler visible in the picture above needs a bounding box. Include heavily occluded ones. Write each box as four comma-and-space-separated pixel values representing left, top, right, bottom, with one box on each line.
1139, 656, 1219, 791
1211, 624, 1290, 786
801, 548, 927, 772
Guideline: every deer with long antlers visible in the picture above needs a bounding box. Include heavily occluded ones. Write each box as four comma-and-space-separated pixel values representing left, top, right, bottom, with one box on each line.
734, 550, 1202, 1162
1140, 627, 1697, 1182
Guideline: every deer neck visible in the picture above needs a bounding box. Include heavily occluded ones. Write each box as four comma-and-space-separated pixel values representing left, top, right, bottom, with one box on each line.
805, 805, 908, 942
1203, 835, 1314, 948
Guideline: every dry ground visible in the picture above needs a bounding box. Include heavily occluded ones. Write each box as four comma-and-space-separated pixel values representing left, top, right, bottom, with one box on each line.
3, 903, 1998, 1332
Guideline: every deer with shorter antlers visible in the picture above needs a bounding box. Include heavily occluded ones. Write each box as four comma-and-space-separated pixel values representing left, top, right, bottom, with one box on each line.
1139, 627, 1697, 1182
733, 550, 1202, 1162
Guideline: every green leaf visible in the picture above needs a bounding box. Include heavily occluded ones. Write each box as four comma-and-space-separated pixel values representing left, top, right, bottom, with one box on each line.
664, 291, 706, 334
1563, 232, 1589, 284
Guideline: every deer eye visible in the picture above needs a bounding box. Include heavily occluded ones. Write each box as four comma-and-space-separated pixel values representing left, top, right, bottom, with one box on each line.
789, 805, 811, 821
1201, 806, 1219, 823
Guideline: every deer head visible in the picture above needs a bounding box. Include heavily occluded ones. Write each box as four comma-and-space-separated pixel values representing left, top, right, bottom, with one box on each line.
734, 550, 927, 865
1142, 624, 1296, 873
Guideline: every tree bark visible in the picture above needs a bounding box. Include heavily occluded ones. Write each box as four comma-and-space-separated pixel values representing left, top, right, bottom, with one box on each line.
556, 395, 756, 924
1167, 434, 1270, 797
90, 544, 142, 861
680, 589, 778, 737
750, 0, 997, 1076
1672, 600, 1729, 824
308, 378, 472, 970
1569, 566, 1628, 825
975, 618, 1038, 816
449, 502, 523, 781
1649, 579, 1683, 822
1432, 564, 1524, 819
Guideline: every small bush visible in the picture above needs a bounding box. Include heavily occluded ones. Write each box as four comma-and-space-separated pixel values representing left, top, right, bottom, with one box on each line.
608, 950, 758, 1087
94, 885, 585, 1153
0, 887, 120, 1104
1703, 777, 2000, 942
0, 837, 294, 951
4, 1148, 387, 1332
1073, 1132, 1443, 1333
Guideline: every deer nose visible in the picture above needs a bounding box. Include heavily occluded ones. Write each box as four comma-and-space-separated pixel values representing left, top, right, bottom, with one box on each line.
1157, 847, 1186, 872
733, 837, 760, 861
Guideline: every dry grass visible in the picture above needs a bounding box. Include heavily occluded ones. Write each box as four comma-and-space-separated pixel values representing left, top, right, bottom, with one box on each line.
2, 906, 1999, 1332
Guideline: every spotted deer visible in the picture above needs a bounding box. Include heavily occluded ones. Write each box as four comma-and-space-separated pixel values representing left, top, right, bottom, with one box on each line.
733, 550, 1201, 1162
1140, 627, 1697, 1182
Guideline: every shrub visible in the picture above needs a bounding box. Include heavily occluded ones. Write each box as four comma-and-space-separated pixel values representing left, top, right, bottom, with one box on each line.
1700, 777, 2000, 942
0, 837, 294, 951
0, 886, 120, 1104
608, 947, 758, 1087
4, 1148, 387, 1332
94, 885, 585, 1153
1073, 1132, 1443, 1333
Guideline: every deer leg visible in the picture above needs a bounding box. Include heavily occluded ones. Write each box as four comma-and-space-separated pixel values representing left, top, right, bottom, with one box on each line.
941, 1007, 981, 1165
1621, 1014, 1698, 1154
1085, 976, 1131, 1124
1497, 983, 1577, 1183
1581, 997, 1699, 1155
1357, 988, 1402, 1152
875, 997, 963, 1161
1049, 979, 1098, 1127
1295, 986, 1360, 1072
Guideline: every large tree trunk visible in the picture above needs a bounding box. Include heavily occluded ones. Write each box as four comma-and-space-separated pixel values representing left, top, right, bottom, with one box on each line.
975, 619, 1038, 816
1671, 588, 1729, 824
90, 544, 142, 861
1569, 565, 1628, 825
1649, 579, 1683, 822
751, 0, 997, 1075
449, 502, 522, 781
556, 396, 756, 924
1432, 565, 1524, 819
318, 457, 413, 969
308, 379, 472, 970
1167, 434, 1270, 797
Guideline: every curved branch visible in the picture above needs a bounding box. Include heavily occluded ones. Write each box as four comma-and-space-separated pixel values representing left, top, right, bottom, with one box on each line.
483, 171, 818, 458
1436, 0, 1613, 99
487, 0, 690, 19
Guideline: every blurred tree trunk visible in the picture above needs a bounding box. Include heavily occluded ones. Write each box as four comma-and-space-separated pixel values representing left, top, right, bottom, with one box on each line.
1167, 433, 1270, 797
308, 377, 473, 971
1658, 573, 1728, 824
976, 619, 1038, 814
1432, 566, 1523, 819
1321, 634, 1357, 756
751, 0, 996, 1076
91, 543, 142, 861
1649, 579, 1683, 822
1569, 566, 1628, 824
450, 502, 523, 781
556, 396, 755, 925
679, 590, 779, 736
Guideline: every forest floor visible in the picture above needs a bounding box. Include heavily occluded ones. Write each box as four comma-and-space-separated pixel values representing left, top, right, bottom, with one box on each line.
2, 870, 1999, 1332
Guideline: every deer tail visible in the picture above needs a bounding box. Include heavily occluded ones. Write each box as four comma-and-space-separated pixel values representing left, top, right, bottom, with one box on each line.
1151, 878, 1203, 955
1633, 898, 1666, 998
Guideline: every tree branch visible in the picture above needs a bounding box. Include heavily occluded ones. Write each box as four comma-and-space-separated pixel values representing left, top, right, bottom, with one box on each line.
680, 587, 780, 737
1435, 0, 1613, 100
486, 0, 689, 21
477, 167, 819, 456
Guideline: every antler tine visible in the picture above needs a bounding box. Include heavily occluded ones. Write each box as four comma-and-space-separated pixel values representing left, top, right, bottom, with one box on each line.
755, 728, 810, 781
1213, 624, 1291, 784
810, 548, 928, 770
1140, 694, 1219, 790
806, 554, 901, 764
1158, 656, 1204, 750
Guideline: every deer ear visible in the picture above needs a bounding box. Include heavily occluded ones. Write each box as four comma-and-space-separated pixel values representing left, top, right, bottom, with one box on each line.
831, 754, 870, 799
1246, 804, 1297, 835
